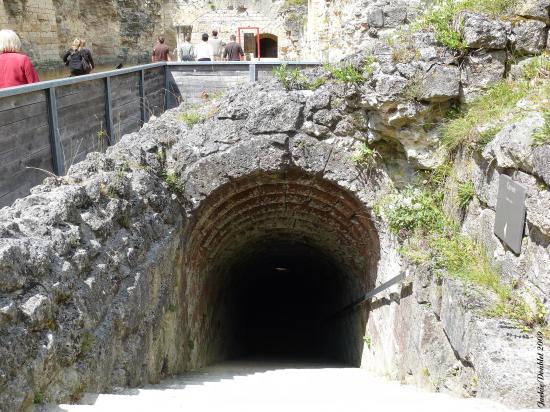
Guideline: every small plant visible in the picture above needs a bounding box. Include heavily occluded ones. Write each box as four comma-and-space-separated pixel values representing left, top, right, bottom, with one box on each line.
363, 335, 372, 349
70, 382, 86, 403
421, 367, 430, 377
34, 391, 44, 404
179, 110, 204, 127
351, 143, 381, 169
324, 63, 365, 84
283, 0, 307, 7
440, 81, 528, 155
392, 45, 419, 64
363, 56, 377, 77
384, 187, 446, 235
164, 171, 183, 196
412, 0, 518, 50
403, 72, 424, 101
533, 110, 550, 146
457, 180, 475, 209
168, 303, 177, 312
273, 64, 325, 90
477, 126, 501, 148
80, 331, 95, 355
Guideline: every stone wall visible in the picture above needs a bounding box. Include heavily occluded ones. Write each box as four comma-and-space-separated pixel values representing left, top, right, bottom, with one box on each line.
0, 0, 307, 69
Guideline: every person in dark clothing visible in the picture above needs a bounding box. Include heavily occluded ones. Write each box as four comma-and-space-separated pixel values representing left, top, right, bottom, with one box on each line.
62, 38, 91, 77
223, 35, 244, 61
79, 39, 95, 73
152, 36, 171, 62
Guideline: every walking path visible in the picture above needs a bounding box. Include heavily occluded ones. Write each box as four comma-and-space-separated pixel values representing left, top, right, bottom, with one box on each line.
51, 360, 513, 412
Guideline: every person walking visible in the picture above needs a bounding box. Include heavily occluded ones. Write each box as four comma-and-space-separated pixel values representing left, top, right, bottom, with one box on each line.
223, 34, 244, 61
195, 33, 214, 62
152, 36, 171, 62
0, 29, 39, 88
179, 34, 195, 61
62, 38, 90, 76
79, 39, 95, 73
209, 30, 223, 61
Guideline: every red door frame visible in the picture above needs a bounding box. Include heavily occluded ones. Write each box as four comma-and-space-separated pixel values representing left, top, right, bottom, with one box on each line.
237, 26, 261, 61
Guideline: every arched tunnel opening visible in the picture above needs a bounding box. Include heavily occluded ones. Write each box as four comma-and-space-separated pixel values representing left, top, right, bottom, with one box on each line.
181, 169, 379, 367
257, 34, 278, 58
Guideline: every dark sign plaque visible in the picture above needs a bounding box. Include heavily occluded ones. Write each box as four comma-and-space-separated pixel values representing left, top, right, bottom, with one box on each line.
494, 175, 527, 254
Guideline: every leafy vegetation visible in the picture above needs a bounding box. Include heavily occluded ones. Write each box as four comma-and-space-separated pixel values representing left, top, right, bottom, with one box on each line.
363, 335, 372, 349
440, 55, 550, 156
164, 171, 183, 196
381, 181, 545, 330
273, 64, 326, 90
413, 0, 518, 50
178, 110, 205, 127
324, 63, 365, 84
533, 110, 550, 146
283, 0, 307, 7
351, 143, 381, 169
34, 392, 45, 404
457, 180, 475, 209
80, 331, 95, 355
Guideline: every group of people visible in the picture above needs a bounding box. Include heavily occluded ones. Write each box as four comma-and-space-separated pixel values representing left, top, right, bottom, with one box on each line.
0, 27, 246, 90
152, 30, 245, 62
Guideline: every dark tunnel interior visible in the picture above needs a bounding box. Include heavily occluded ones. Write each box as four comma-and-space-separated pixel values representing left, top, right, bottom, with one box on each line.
227, 242, 347, 362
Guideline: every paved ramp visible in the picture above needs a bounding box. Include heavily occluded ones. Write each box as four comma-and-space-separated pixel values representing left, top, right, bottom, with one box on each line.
51, 361, 511, 412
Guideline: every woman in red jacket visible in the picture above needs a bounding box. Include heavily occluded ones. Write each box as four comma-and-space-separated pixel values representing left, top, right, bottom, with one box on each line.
0, 29, 39, 89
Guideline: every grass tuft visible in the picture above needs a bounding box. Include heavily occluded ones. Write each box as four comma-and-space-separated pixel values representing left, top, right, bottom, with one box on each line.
412, 0, 518, 50
457, 180, 475, 209
351, 143, 381, 169
533, 110, 550, 146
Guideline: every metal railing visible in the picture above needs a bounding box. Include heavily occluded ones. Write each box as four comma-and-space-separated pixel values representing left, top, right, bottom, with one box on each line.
0, 61, 320, 207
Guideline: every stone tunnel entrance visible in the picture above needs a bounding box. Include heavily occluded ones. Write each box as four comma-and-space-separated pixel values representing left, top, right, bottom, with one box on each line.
258, 34, 278, 58
182, 169, 380, 367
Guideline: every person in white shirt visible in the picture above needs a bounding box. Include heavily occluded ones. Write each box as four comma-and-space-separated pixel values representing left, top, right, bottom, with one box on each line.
195, 33, 214, 61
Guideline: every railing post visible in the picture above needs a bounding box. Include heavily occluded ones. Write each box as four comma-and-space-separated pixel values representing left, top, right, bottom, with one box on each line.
164, 64, 170, 112
249, 63, 258, 82
104, 77, 115, 146
46, 87, 65, 176
139, 69, 146, 123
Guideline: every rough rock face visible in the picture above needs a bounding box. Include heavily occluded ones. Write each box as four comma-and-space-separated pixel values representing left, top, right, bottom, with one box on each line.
0, 64, 549, 410
460, 12, 510, 49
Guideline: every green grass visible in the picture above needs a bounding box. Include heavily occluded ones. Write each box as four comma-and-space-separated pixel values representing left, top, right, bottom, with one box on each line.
273, 64, 326, 91
34, 392, 44, 404
457, 180, 475, 209
440, 81, 528, 155
179, 111, 204, 127
80, 331, 95, 355
164, 171, 183, 196
440, 55, 550, 156
351, 144, 381, 169
363, 336, 372, 349
324, 63, 365, 84
533, 110, 550, 146
384, 187, 446, 235
283, 0, 307, 7
168, 303, 177, 312
413, 0, 518, 50
385, 183, 544, 330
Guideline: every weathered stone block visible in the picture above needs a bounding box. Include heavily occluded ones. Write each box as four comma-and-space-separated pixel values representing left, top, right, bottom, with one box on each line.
515, 0, 550, 23
460, 12, 510, 49
366, 6, 384, 28
419, 64, 460, 102
513, 19, 548, 55
460, 50, 506, 103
